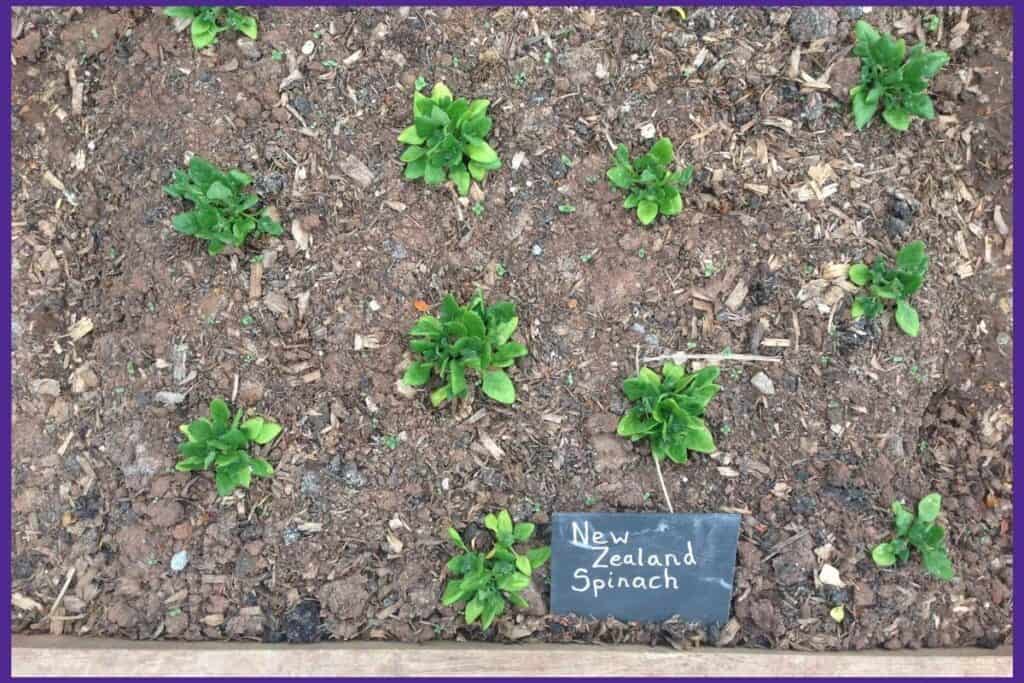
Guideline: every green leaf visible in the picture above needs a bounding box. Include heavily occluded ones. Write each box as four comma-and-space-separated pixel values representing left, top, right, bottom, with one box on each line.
896, 240, 927, 273
903, 93, 935, 120
636, 200, 659, 225
684, 423, 716, 453
617, 412, 654, 437
398, 125, 426, 145
403, 362, 434, 387
482, 369, 515, 404
648, 138, 674, 165
854, 20, 881, 46
450, 361, 467, 397
441, 580, 467, 606
848, 263, 871, 286
465, 140, 499, 166
430, 385, 451, 407
513, 522, 535, 542
483, 513, 498, 533
871, 542, 897, 567
497, 510, 513, 536
250, 458, 274, 477
430, 82, 453, 102
448, 528, 468, 551
464, 596, 484, 624
254, 421, 282, 445
497, 572, 530, 593
852, 89, 879, 129
164, 7, 197, 19
882, 106, 911, 131
917, 493, 942, 523
191, 19, 217, 49
892, 501, 915, 536
607, 166, 633, 189
919, 51, 949, 78
449, 166, 471, 196
215, 466, 242, 496
894, 300, 920, 337
515, 555, 532, 576
526, 546, 551, 570
921, 548, 953, 580
187, 419, 213, 442
235, 16, 258, 40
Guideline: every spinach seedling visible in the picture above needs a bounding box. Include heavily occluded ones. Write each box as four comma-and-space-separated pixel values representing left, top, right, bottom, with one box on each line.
850, 20, 949, 131
175, 399, 282, 496
607, 137, 694, 226
848, 240, 928, 337
403, 292, 527, 406
164, 7, 258, 50
164, 156, 283, 255
872, 493, 953, 581
617, 362, 720, 463
397, 83, 501, 196
443, 511, 551, 630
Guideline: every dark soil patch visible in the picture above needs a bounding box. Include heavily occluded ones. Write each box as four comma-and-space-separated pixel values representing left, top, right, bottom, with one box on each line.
10, 6, 1013, 650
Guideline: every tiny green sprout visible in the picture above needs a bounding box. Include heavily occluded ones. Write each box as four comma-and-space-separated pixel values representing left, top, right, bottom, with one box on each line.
543, 50, 552, 65
584, 495, 597, 506
607, 138, 693, 226
560, 154, 573, 168
164, 156, 283, 255
443, 511, 551, 630
495, 263, 506, 277
703, 259, 717, 277
925, 15, 941, 33
397, 83, 501, 196
617, 362, 720, 464
175, 399, 281, 496
164, 7, 258, 50
241, 315, 254, 326
850, 20, 949, 131
848, 240, 928, 337
580, 252, 594, 264
514, 72, 527, 87
402, 291, 528, 407
414, 75, 427, 91
872, 493, 953, 581
472, 202, 485, 217
637, 248, 646, 259
558, 204, 576, 214
322, 59, 338, 69
383, 434, 400, 450
271, 49, 283, 61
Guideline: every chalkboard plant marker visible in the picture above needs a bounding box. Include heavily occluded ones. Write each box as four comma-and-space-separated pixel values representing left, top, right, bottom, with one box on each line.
441, 511, 551, 630
617, 362, 721, 511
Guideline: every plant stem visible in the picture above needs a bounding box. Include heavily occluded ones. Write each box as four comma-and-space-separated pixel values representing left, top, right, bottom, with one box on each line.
653, 454, 674, 514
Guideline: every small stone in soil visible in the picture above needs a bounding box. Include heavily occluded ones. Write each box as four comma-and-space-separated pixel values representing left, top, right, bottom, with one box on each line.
751, 372, 775, 396
284, 600, 321, 643
531, 244, 543, 256
170, 550, 189, 572
292, 96, 313, 116
884, 215, 909, 237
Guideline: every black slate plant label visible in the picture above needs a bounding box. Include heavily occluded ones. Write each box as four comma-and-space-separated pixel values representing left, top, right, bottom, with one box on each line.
550, 512, 741, 625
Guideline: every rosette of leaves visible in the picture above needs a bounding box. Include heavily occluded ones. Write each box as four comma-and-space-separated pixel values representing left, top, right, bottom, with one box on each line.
397, 83, 501, 196
848, 240, 928, 337
606, 137, 694, 226
164, 156, 283, 255
850, 20, 949, 131
872, 493, 953, 581
164, 7, 258, 50
617, 362, 720, 463
442, 511, 551, 630
402, 292, 527, 407
175, 399, 282, 496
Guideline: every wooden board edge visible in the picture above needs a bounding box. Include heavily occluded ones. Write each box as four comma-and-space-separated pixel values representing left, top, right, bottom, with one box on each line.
11, 636, 1013, 677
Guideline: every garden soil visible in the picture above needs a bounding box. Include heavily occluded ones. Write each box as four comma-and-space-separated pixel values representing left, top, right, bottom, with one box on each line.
10, 6, 1013, 650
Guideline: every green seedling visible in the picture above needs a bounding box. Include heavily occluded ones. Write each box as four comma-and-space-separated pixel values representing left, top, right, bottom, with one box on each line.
850, 20, 949, 131
872, 493, 953, 581
617, 362, 720, 464
164, 6, 258, 50
397, 83, 501, 196
848, 240, 928, 337
443, 511, 551, 630
402, 292, 527, 406
175, 399, 281, 496
164, 156, 283, 255
607, 137, 694, 226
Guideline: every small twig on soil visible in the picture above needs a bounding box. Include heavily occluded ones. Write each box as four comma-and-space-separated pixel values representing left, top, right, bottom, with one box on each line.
653, 455, 674, 514
642, 351, 782, 365
47, 567, 75, 618
761, 530, 811, 563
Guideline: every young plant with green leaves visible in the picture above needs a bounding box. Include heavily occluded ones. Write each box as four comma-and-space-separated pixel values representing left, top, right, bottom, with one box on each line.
617, 362, 720, 464
397, 83, 501, 196
175, 399, 282, 496
871, 493, 953, 581
164, 7, 258, 50
443, 511, 551, 630
606, 137, 694, 226
850, 20, 949, 131
164, 156, 283, 255
848, 240, 928, 337
402, 292, 527, 407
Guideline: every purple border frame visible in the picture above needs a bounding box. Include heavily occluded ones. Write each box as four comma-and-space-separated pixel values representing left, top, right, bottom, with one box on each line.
3, 2, 1018, 681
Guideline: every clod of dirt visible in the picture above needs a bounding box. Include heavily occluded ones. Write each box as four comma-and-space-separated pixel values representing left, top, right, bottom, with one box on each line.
829, 57, 861, 101
788, 7, 839, 43
236, 37, 262, 61
284, 600, 322, 643
834, 317, 878, 355
748, 270, 777, 307
750, 372, 775, 396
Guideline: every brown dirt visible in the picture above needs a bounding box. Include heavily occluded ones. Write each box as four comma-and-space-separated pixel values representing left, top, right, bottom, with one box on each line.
10, 6, 1013, 649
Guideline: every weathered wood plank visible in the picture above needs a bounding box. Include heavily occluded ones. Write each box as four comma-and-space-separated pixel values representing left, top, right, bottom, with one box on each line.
12, 636, 1013, 677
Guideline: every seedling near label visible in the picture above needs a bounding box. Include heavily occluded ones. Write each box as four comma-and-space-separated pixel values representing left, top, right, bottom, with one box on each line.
607, 138, 693, 226
164, 7, 258, 50
848, 240, 928, 337
164, 156, 283, 255
175, 399, 281, 496
872, 493, 953, 581
443, 511, 551, 630
397, 82, 501, 196
402, 292, 528, 407
850, 20, 949, 131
